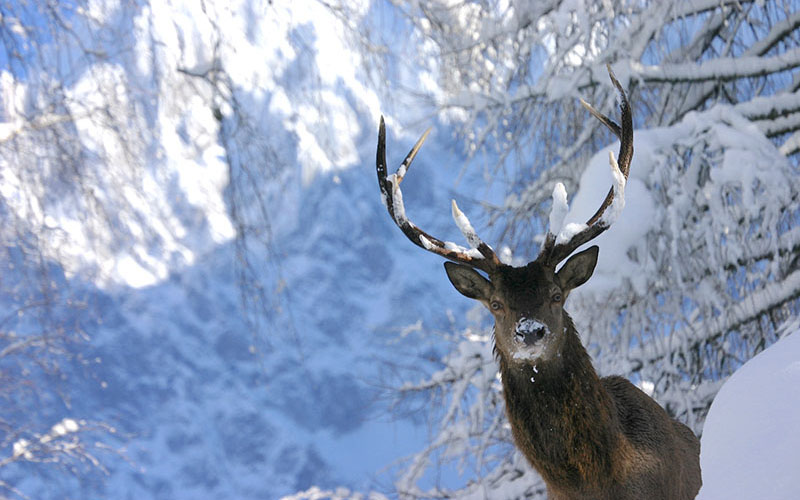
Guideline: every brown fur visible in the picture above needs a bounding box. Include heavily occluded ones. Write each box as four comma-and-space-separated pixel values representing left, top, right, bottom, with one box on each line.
499, 316, 701, 500
445, 257, 702, 499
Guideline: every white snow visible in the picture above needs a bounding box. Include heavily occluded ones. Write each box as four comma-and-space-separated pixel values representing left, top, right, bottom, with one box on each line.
419, 234, 434, 250
451, 199, 482, 249
515, 318, 546, 336
52, 418, 80, 436
12, 439, 32, 460
10, 417, 83, 458
626, 47, 800, 84
3, 2, 799, 499
511, 318, 550, 361
387, 174, 409, 225
548, 182, 569, 237
443, 241, 485, 259
512, 347, 545, 361
698, 325, 800, 499
598, 151, 626, 227
561, 127, 661, 295
555, 222, 589, 246
421, 233, 483, 260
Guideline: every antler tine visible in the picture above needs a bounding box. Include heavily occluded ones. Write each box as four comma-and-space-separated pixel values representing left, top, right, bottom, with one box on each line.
377, 116, 500, 273
583, 65, 634, 226
542, 65, 634, 266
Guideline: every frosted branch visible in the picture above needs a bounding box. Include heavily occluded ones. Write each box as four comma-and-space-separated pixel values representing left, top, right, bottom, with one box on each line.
628, 47, 800, 84
745, 9, 800, 57
780, 131, 800, 156
755, 111, 800, 138
0, 418, 116, 471
732, 92, 800, 123
627, 270, 800, 370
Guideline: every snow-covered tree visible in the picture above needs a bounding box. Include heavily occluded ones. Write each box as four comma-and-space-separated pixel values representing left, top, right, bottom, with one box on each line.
381, 0, 800, 497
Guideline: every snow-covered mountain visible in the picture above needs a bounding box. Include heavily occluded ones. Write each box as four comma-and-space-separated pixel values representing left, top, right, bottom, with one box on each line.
0, 2, 497, 496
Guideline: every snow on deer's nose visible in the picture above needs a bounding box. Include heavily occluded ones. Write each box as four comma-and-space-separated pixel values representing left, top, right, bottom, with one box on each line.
514, 318, 550, 346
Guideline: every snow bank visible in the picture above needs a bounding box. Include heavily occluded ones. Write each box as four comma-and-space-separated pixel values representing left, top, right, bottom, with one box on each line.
698, 324, 800, 500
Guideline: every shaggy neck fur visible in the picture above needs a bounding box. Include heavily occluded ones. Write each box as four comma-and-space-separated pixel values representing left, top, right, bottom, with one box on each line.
497, 314, 620, 494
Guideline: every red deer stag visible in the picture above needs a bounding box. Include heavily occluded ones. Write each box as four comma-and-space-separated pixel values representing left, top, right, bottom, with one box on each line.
376, 67, 701, 500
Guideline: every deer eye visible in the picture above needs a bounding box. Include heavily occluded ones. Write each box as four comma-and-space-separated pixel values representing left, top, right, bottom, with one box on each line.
552, 292, 563, 303
490, 300, 503, 311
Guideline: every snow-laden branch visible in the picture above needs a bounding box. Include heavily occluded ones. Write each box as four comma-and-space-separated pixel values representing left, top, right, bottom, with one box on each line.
780, 131, 800, 156
395, 330, 516, 498
732, 91, 800, 123
0, 418, 116, 472
746, 9, 800, 57
284, 487, 389, 500
755, 111, 800, 138
627, 268, 800, 371
628, 47, 800, 84
663, 0, 757, 23
673, 12, 800, 123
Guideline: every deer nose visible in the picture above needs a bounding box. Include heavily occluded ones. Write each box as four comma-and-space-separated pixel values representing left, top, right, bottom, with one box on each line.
515, 318, 550, 346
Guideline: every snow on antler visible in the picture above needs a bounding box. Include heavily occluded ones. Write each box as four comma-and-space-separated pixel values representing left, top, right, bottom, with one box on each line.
451, 199, 482, 250
548, 182, 569, 237
377, 116, 500, 271
386, 174, 408, 226
600, 150, 627, 227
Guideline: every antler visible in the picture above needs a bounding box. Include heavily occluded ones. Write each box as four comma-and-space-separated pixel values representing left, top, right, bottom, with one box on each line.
376, 116, 501, 273
539, 65, 634, 266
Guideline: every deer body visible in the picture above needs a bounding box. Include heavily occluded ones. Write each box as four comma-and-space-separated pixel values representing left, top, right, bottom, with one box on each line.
376, 67, 701, 499
503, 356, 702, 500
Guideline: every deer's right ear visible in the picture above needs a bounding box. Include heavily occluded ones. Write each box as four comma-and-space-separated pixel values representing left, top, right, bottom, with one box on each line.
444, 262, 492, 301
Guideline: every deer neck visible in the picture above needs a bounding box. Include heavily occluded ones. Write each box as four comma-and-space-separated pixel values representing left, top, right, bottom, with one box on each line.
498, 314, 621, 490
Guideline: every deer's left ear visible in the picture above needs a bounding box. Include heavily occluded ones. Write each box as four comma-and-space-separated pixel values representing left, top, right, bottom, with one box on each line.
556, 245, 599, 294
444, 262, 492, 301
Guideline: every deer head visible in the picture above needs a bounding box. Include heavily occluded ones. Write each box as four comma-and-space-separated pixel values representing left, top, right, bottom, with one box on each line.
376, 65, 632, 367
443, 246, 600, 364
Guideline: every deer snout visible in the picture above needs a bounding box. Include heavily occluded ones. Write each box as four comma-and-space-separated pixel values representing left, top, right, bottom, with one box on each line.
514, 318, 550, 346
